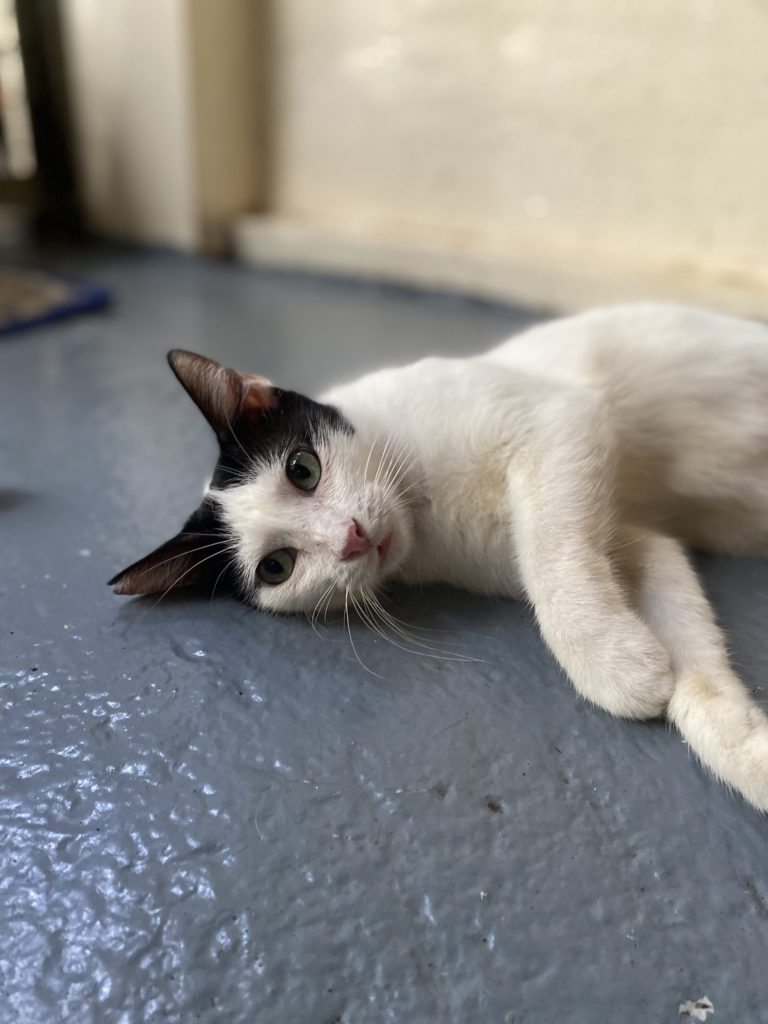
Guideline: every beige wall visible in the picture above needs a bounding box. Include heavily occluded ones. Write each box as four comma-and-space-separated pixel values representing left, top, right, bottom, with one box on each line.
60, 0, 768, 313
238, 0, 768, 314
187, 0, 267, 253
62, 0, 264, 253
62, 0, 198, 250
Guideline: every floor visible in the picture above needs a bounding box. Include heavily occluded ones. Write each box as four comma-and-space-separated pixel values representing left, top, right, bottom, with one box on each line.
1, 245, 767, 1024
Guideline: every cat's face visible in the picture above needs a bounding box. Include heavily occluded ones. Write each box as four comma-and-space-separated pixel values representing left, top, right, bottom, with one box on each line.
109, 351, 417, 614
212, 428, 415, 614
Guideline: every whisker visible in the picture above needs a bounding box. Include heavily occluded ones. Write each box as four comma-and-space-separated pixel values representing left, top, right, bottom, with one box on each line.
385, 444, 411, 489
386, 464, 423, 499
153, 544, 239, 606
321, 584, 340, 624
352, 590, 389, 642
379, 440, 409, 494
312, 582, 335, 624
365, 593, 444, 647
364, 591, 482, 663
223, 411, 253, 467
373, 436, 394, 490
344, 587, 384, 678
384, 472, 416, 498
360, 592, 453, 661
354, 591, 431, 661
363, 431, 383, 483
375, 436, 408, 492
385, 493, 424, 516
307, 582, 337, 636
210, 555, 237, 601
367, 595, 463, 639
143, 537, 231, 574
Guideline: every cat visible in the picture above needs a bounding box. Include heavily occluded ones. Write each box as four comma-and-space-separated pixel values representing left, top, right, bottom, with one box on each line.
110, 303, 768, 812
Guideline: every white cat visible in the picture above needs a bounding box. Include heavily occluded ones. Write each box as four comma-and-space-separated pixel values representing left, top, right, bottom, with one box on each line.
110, 303, 768, 812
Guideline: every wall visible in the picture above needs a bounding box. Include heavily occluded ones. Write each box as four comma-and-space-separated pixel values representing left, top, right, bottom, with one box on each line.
186, 0, 266, 253
238, 0, 768, 314
60, 0, 768, 313
61, 0, 198, 250
61, 0, 264, 253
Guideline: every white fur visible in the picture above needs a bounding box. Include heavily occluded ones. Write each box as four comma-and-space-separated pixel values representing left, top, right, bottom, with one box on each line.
215, 303, 768, 810
212, 432, 422, 614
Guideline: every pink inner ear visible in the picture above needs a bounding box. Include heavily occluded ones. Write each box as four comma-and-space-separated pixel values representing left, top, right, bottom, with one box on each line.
241, 375, 277, 417
168, 350, 277, 439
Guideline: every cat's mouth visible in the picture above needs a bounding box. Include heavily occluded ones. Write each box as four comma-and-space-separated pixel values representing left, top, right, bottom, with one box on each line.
377, 531, 394, 564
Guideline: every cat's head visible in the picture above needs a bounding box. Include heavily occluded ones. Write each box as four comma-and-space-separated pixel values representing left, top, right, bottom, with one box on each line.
109, 351, 418, 614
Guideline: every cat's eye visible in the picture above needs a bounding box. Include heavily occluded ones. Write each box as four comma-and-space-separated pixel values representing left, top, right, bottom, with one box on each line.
257, 549, 295, 584
286, 448, 321, 491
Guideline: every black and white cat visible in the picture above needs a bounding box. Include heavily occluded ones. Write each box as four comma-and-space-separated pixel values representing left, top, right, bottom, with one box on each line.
110, 303, 768, 811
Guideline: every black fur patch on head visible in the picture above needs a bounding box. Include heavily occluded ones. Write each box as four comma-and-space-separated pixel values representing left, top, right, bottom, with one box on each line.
211, 387, 353, 492
179, 497, 239, 592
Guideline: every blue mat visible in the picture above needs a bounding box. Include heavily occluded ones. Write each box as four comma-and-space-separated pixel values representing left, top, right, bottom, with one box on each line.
0, 265, 110, 335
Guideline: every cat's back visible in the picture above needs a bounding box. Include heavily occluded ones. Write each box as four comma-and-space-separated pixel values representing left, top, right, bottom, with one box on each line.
320, 352, 533, 439
484, 302, 768, 388
320, 302, 768, 453
324, 303, 768, 418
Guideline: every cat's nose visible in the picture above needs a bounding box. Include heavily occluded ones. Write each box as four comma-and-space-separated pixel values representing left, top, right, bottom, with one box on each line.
341, 519, 373, 559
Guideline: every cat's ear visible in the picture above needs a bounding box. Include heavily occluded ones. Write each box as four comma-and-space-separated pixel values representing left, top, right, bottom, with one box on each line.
167, 350, 276, 442
108, 530, 220, 596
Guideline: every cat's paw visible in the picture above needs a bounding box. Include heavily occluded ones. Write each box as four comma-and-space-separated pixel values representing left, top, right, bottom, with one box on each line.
576, 638, 674, 720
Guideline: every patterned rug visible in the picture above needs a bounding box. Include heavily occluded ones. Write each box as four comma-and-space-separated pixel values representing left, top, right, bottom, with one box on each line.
0, 265, 110, 335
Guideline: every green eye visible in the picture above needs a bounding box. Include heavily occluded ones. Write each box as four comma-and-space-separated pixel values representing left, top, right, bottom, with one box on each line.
257, 549, 295, 584
286, 448, 321, 491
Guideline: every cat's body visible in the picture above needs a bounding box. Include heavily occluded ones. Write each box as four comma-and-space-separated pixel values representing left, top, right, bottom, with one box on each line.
324, 303, 768, 575
111, 303, 768, 811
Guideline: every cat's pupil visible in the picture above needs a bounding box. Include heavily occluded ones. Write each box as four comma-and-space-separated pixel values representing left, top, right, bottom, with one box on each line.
264, 557, 282, 574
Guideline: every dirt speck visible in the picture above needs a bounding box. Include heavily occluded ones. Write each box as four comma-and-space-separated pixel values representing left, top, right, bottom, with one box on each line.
746, 880, 768, 916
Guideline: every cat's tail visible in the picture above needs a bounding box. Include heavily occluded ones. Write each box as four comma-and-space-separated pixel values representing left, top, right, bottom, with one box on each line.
610, 529, 768, 812
668, 671, 768, 812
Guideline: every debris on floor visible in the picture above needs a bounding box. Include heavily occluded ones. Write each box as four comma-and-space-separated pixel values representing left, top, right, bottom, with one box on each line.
678, 996, 714, 1020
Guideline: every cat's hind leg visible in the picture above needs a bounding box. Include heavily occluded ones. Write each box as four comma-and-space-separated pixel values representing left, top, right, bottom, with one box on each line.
614, 529, 768, 811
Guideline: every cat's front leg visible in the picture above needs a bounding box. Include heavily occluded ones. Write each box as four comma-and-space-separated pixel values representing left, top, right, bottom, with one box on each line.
508, 392, 674, 719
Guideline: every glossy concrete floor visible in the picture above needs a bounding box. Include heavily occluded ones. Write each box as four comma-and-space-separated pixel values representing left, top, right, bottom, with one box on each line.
1, 246, 767, 1024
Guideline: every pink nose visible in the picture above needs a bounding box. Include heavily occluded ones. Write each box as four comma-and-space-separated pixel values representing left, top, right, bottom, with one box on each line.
341, 519, 372, 559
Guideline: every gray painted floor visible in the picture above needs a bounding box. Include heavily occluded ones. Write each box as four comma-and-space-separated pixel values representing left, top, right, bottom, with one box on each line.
1, 246, 767, 1024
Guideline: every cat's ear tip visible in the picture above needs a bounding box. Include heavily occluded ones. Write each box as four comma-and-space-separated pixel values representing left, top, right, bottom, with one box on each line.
167, 350, 227, 393
167, 348, 199, 370
107, 570, 130, 594
108, 567, 145, 594
109, 575, 150, 597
